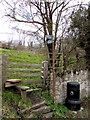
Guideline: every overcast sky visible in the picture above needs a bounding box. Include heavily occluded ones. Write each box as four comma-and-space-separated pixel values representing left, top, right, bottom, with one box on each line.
0, 0, 90, 45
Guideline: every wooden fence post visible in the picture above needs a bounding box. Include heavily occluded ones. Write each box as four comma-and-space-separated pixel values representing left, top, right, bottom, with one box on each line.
2, 54, 7, 90
41, 61, 48, 88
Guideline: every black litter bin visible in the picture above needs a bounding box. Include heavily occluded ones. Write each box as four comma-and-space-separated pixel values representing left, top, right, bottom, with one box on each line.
66, 82, 81, 111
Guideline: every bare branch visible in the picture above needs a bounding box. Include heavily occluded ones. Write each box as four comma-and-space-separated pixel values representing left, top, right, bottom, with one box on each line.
62, 3, 88, 12
6, 14, 44, 25
52, 2, 64, 14
4, 0, 13, 8
51, 2, 56, 12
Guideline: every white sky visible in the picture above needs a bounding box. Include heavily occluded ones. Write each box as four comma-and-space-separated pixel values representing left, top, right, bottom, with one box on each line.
0, 0, 90, 45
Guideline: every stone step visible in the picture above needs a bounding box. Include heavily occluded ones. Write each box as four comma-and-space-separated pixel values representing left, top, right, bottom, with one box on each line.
21, 101, 46, 113
32, 106, 51, 115
28, 114, 34, 118
16, 86, 29, 99
16, 86, 42, 99
26, 88, 42, 92
6, 79, 22, 83
5, 82, 20, 88
16, 86, 29, 91
30, 101, 46, 110
42, 112, 53, 118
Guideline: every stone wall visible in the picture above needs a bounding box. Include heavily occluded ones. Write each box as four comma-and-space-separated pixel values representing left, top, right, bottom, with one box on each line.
50, 70, 89, 103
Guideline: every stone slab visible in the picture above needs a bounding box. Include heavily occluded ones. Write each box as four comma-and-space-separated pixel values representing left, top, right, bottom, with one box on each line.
6, 79, 21, 83
42, 112, 53, 118
32, 106, 51, 115
26, 88, 42, 92
21, 101, 46, 113
5, 82, 17, 87
16, 85, 29, 90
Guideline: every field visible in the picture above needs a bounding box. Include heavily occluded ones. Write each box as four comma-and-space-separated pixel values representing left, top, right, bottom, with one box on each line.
1, 49, 46, 87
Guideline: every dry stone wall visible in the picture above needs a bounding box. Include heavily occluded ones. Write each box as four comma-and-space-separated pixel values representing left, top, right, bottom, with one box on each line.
50, 70, 89, 103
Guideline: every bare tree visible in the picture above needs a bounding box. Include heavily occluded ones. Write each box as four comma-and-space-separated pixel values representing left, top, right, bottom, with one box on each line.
2, 0, 73, 58
2, 0, 88, 52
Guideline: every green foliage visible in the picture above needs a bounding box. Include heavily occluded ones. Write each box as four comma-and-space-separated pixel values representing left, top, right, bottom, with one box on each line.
38, 91, 72, 118
37, 91, 89, 118
70, 5, 90, 49
69, 4, 90, 68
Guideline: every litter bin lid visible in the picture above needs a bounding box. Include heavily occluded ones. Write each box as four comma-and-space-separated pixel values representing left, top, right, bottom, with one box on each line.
67, 82, 79, 85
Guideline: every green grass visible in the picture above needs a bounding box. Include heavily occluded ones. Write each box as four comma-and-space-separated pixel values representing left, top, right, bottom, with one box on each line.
8, 64, 41, 69
8, 76, 41, 80
0, 48, 45, 63
0, 48, 45, 86
67, 56, 85, 70
1, 48, 45, 118
7, 70, 41, 74
3, 89, 32, 118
